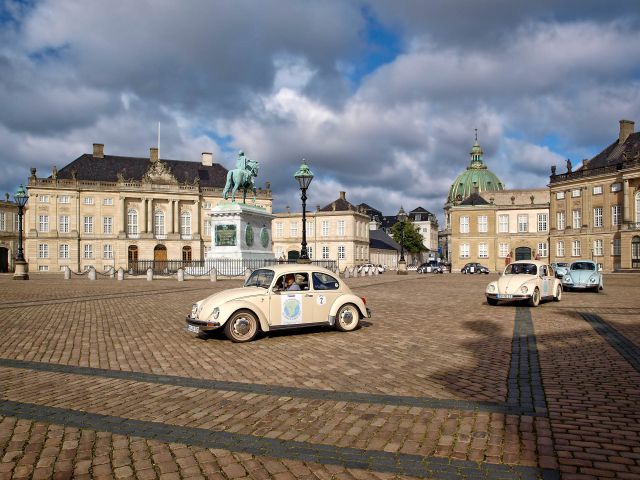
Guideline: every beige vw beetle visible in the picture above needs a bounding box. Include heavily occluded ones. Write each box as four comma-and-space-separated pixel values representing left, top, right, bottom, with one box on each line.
485, 260, 562, 306
186, 264, 371, 342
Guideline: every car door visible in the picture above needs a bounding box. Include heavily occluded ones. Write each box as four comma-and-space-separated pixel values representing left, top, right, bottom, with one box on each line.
269, 272, 315, 327
311, 272, 342, 324
540, 265, 553, 298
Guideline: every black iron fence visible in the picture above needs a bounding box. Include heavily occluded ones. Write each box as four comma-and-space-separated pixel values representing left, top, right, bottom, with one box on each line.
128, 258, 337, 276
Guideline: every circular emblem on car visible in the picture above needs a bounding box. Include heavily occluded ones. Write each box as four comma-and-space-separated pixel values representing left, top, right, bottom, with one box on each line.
283, 298, 301, 322
245, 224, 254, 247
260, 227, 269, 248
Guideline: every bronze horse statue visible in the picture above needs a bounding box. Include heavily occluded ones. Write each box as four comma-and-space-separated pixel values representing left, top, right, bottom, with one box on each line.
223, 158, 259, 203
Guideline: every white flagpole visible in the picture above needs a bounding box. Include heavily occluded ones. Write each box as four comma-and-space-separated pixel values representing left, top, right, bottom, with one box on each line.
157, 122, 161, 159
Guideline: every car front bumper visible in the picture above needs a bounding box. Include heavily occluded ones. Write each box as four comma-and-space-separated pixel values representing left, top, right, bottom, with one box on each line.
486, 293, 531, 301
563, 283, 597, 289
185, 316, 221, 334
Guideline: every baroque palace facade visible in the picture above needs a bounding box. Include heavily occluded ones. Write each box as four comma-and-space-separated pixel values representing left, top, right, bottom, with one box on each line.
25, 143, 272, 272
549, 120, 640, 271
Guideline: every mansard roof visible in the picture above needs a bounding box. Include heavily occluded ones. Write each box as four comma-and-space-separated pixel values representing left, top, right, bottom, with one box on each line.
56, 154, 229, 187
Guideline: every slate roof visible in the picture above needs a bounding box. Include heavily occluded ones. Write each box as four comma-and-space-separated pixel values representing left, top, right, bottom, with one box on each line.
586, 132, 640, 169
319, 194, 359, 212
358, 203, 382, 219
459, 192, 490, 206
56, 154, 229, 187
369, 229, 400, 251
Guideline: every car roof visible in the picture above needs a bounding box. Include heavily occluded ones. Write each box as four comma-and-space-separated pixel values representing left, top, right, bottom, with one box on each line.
255, 264, 336, 275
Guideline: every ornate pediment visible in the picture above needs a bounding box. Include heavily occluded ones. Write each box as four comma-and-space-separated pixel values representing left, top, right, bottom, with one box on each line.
142, 160, 178, 184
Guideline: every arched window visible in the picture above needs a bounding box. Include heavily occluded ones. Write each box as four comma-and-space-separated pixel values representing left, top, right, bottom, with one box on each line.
127, 209, 138, 235
182, 246, 192, 263
154, 209, 165, 235
632, 236, 640, 269
180, 211, 191, 236
128, 245, 138, 263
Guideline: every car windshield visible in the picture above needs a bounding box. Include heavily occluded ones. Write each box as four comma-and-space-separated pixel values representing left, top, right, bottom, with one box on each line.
571, 262, 595, 271
244, 269, 275, 288
504, 263, 537, 275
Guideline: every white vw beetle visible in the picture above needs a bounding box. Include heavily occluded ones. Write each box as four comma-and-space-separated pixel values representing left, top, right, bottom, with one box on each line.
485, 260, 562, 306
186, 264, 371, 342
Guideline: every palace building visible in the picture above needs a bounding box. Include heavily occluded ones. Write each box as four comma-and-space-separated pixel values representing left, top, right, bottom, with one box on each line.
24, 143, 272, 272
0, 197, 21, 273
549, 119, 640, 271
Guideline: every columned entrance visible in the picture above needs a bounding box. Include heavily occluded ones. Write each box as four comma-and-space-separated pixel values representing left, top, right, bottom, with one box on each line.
632, 236, 640, 269
154, 244, 168, 273
0, 247, 9, 273
515, 247, 532, 261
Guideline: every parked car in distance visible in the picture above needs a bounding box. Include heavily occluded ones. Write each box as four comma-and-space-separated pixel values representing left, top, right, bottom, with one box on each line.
562, 260, 603, 292
357, 263, 385, 274
185, 264, 371, 342
461, 263, 490, 274
417, 261, 444, 274
486, 260, 562, 306
551, 262, 569, 278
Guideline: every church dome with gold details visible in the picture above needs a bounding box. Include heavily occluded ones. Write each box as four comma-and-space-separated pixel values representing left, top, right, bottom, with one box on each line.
447, 137, 504, 203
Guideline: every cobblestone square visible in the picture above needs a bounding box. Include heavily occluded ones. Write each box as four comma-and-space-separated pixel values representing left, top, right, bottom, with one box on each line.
0, 272, 639, 479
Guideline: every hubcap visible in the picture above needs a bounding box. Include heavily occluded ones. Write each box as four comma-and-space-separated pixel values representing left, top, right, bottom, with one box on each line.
341, 310, 354, 325
234, 317, 251, 335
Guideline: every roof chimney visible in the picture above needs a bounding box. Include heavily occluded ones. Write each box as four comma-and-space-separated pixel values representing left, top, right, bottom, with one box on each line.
619, 119, 634, 144
339, 191, 346, 201
93, 143, 104, 158
150, 147, 159, 163
201, 152, 213, 166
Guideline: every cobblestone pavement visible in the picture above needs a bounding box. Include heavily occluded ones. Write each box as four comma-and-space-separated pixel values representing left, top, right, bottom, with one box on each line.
0, 271, 638, 479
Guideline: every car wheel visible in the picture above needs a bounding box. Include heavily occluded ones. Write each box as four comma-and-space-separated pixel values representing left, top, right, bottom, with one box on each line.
528, 288, 540, 307
487, 297, 498, 306
224, 310, 259, 343
335, 303, 360, 332
553, 285, 562, 302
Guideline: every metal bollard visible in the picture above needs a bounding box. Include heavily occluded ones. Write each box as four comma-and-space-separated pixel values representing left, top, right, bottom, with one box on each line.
117, 268, 124, 281
177, 268, 184, 282
244, 268, 252, 281
146, 268, 153, 281
88, 267, 97, 281
64, 266, 71, 280
210, 268, 217, 282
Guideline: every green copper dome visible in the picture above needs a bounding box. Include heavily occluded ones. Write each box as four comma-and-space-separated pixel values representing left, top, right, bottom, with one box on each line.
447, 139, 504, 203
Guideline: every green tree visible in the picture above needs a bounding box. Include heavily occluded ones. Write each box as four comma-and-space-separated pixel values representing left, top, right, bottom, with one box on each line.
390, 221, 426, 255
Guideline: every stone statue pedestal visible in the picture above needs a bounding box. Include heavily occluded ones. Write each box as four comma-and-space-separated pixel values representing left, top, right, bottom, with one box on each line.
207, 203, 275, 261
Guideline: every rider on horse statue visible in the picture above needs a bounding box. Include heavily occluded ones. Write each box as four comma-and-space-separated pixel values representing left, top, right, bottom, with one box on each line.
223, 150, 259, 203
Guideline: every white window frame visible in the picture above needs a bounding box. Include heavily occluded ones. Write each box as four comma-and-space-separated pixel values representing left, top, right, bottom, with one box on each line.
593, 207, 603, 228
498, 215, 509, 233
0, 212, 5, 231
592, 186, 603, 195
571, 189, 581, 198
180, 211, 191, 236
478, 216, 488, 233
459, 216, 469, 234
322, 245, 330, 259
290, 222, 298, 237
103, 244, 114, 259
612, 238, 621, 256
537, 242, 548, 258
478, 243, 488, 258
556, 241, 565, 257
572, 240, 581, 257
59, 215, 69, 234
38, 195, 50, 203
593, 239, 603, 257
84, 244, 93, 260
83, 196, 94, 205
338, 245, 346, 259
517, 215, 528, 233
321, 220, 329, 237
460, 244, 470, 258
337, 220, 345, 236
154, 210, 165, 236
307, 246, 313, 259
127, 209, 138, 235
38, 243, 49, 259
611, 182, 622, 193
39, 215, 49, 233
498, 243, 509, 258
58, 195, 70, 204
84, 216, 93, 234
59, 244, 69, 259
556, 191, 565, 200
572, 210, 581, 229
103, 216, 113, 234
275, 222, 283, 238
537, 213, 548, 232
612, 205, 621, 226
557, 211, 565, 230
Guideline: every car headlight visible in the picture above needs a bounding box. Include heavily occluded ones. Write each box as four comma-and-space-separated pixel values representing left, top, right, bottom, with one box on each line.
589, 276, 597, 284
520, 286, 528, 294
211, 307, 220, 320
563, 276, 572, 284
488, 284, 495, 293
191, 304, 198, 316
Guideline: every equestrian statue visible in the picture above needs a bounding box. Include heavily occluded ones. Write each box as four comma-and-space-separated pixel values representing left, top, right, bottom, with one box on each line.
223, 151, 260, 203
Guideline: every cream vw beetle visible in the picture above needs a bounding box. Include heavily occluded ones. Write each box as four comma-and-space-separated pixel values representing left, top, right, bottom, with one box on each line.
186, 264, 371, 342
485, 260, 562, 306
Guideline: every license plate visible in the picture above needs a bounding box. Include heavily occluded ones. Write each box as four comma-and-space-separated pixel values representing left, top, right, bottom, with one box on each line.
187, 324, 200, 334
497, 294, 512, 299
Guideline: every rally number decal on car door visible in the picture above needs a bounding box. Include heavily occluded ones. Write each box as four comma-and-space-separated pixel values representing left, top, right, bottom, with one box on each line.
317, 295, 326, 306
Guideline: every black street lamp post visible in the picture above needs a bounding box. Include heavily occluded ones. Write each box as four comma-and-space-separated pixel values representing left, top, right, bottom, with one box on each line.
397, 206, 408, 275
294, 160, 314, 263
13, 184, 29, 280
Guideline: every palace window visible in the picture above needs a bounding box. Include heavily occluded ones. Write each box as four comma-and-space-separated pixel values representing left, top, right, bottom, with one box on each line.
306, 220, 314, 235
59, 215, 69, 233
478, 216, 488, 233
593, 207, 603, 228
84, 244, 93, 259
593, 239, 603, 257
180, 211, 191, 235
612, 238, 621, 256
0, 213, 4, 231
103, 198, 113, 206
537, 242, 548, 258
322, 246, 330, 259
204, 219, 211, 237
83, 216, 93, 234
337, 220, 345, 236
459, 216, 469, 233
127, 209, 138, 235
39, 215, 49, 232
556, 211, 565, 230
338, 245, 346, 259
154, 210, 165, 235
103, 216, 113, 234
571, 189, 581, 198
572, 240, 581, 257
38, 195, 50, 203
275, 222, 283, 238
321, 220, 329, 237
307, 246, 313, 259
460, 244, 470, 258
478, 243, 488, 258
498, 243, 509, 258
38, 243, 49, 259
537, 213, 548, 232
572, 210, 581, 229
498, 215, 509, 233
517, 215, 528, 233
103, 244, 113, 259
612, 205, 621, 226
611, 182, 622, 192
592, 186, 603, 195
83, 196, 94, 205
290, 222, 298, 237
58, 195, 70, 204
556, 241, 565, 257
59, 244, 69, 259
556, 191, 565, 200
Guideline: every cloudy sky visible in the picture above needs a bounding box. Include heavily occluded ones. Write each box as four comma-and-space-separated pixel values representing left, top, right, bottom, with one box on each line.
1, 0, 639, 221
